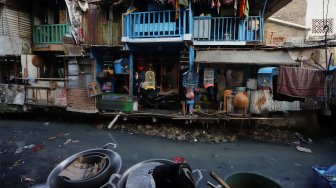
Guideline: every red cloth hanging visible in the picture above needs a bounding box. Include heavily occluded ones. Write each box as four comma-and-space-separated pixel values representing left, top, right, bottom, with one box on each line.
239, 0, 245, 18
168, 0, 176, 5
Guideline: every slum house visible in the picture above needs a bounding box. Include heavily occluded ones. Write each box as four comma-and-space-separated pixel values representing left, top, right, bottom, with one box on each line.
258, 0, 336, 125
52, 0, 298, 120
1, 0, 131, 114
20, 0, 71, 111
3, 0, 93, 112
28, 0, 128, 113
4, 0, 334, 124
116, 0, 300, 120
0, 0, 31, 111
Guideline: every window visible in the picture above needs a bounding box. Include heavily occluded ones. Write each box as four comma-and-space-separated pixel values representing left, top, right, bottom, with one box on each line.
312, 18, 334, 34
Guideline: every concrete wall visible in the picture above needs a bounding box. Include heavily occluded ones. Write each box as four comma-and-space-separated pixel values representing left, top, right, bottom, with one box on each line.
306, 0, 336, 40
0, 36, 22, 55
264, 0, 308, 45
257, 111, 319, 131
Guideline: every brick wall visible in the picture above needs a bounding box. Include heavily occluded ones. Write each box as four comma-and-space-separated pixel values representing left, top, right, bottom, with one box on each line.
264, 0, 307, 45
67, 88, 97, 113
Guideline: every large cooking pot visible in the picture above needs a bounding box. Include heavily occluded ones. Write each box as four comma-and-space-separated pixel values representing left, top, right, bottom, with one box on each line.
104, 159, 202, 188
47, 143, 122, 188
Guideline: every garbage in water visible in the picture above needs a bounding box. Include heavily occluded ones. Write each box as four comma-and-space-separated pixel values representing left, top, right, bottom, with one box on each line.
15, 144, 35, 154
21, 176, 35, 183
296, 146, 313, 153
294, 132, 313, 144
63, 139, 80, 145
64, 139, 72, 145
48, 136, 57, 140
44, 122, 50, 126
108, 111, 122, 129
31, 144, 44, 152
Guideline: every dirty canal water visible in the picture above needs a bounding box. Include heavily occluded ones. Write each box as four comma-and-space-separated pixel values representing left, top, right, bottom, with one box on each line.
0, 114, 335, 188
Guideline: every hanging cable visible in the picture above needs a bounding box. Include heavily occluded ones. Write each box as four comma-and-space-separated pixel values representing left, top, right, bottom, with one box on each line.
323, 0, 325, 26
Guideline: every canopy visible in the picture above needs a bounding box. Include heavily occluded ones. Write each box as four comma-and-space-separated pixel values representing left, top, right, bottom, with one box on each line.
194, 50, 298, 65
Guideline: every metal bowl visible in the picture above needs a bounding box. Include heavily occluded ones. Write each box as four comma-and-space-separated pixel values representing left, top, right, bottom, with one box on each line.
47, 143, 122, 188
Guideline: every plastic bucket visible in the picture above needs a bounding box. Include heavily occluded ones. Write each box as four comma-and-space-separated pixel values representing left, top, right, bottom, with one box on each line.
225, 173, 282, 188
114, 62, 122, 74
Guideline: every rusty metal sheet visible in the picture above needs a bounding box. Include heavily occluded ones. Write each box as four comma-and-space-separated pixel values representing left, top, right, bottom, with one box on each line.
249, 90, 301, 114
82, 4, 122, 46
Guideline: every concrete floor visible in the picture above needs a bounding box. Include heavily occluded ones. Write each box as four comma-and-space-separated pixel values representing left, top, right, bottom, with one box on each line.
0, 117, 335, 188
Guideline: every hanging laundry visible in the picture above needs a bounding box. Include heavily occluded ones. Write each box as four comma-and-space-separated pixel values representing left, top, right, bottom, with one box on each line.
223, 0, 234, 5
325, 71, 336, 98
234, 0, 238, 15
244, 0, 249, 18
277, 67, 325, 97
168, 0, 176, 6
179, 0, 189, 7
155, 0, 165, 6
211, 0, 215, 8
175, 0, 179, 19
239, 0, 249, 18
203, 68, 214, 88
217, 0, 221, 14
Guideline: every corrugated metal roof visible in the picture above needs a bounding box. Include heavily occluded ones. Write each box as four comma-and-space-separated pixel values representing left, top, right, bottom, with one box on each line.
87, 0, 118, 4
55, 54, 89, 58
195, 50, 299, 65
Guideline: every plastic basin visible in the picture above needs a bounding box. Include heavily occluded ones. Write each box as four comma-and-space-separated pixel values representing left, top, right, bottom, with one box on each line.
225, 173, 282, 188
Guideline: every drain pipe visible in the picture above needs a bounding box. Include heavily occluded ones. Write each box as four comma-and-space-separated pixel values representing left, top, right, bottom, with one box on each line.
267, 17, 310, 30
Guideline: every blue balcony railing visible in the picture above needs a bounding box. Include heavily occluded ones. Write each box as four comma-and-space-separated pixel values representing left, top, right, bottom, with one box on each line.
193, 16, 263, 42
33, 24, 70, 44
123, 9, 190, 39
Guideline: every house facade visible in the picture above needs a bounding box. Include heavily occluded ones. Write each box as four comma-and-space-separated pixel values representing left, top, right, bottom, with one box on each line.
4, 0, 333, 123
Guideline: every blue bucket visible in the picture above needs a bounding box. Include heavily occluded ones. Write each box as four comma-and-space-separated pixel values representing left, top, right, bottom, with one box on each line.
114, 62, 122, 74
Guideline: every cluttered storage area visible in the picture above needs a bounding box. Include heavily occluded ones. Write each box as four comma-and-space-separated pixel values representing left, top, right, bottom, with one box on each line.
192, 50, 307, 116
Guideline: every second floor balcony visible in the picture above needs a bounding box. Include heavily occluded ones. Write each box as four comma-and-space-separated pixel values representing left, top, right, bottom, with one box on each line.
122, 9, 192, 43
193, 15, 263, 45
122, 9, 263, 45
33, 24, 70, 45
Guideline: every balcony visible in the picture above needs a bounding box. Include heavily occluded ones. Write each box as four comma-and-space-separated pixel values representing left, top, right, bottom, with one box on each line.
122, 9, 191, 43
33, 24, 70, 44
193, 16, 263, 45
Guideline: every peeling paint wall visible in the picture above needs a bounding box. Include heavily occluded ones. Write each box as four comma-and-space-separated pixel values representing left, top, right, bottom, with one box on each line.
82, 4, 123, 46
0, 84, 25, 105
249, 90, 301, 114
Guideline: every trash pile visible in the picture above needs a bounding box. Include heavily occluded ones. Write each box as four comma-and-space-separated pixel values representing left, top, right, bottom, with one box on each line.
111, 123, 296, 144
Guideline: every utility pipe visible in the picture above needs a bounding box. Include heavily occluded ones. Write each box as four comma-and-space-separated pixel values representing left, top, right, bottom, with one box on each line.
268, 17, 310, 30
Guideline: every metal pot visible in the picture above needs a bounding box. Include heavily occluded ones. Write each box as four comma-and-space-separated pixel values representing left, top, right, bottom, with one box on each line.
47, 143, 122, 188
105, 159, 202, 188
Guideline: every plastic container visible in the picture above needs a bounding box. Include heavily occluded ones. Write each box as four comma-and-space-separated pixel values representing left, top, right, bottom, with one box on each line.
114, 58, 129, 74
225, 173, 282, 188
235, 87, 246, 92
312, 165, 336, 188
114, 62, 122, 74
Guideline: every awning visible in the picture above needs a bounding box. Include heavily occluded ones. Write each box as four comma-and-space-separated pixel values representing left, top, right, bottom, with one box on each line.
195, 50, 299, 65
